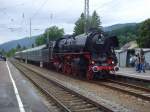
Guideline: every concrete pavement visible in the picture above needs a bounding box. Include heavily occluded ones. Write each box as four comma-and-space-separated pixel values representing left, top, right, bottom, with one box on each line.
116, 67, 150, 81
0, 61, 19, 112
0, 61, 49, 112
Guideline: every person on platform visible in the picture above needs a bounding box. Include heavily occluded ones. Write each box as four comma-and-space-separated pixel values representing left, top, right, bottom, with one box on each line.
139, 49, 146, 73
129, 55, 135, 67
135, 53, 140, 71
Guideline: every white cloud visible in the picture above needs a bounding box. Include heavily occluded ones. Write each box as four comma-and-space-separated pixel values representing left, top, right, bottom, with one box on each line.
0, 0, 150, 44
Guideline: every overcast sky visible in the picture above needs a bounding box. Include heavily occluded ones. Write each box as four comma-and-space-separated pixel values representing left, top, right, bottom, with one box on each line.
0, 0, 150, 44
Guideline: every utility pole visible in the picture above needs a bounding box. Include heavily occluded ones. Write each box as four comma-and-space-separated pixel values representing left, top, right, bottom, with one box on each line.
84, 0, 89, 34
48, 13, 53, 60
50, 13, 53, 25
47, 28, 49, 43
29, 18, 32, 38
47, 13, 53, 44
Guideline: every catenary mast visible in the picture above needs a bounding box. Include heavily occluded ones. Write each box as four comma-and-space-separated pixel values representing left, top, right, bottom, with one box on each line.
84, 0, 89, 34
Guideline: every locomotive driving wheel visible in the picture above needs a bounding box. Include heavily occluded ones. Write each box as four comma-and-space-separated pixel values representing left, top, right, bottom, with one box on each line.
62, 63, 66, 74
86, 67, 94, 80
66, 64, 72, 75
72, 66, 78, 77
62, 63, 72, 75
55, 62, 60, 72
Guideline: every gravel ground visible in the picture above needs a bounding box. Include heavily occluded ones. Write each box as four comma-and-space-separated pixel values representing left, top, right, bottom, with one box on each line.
15, 61, 150, 112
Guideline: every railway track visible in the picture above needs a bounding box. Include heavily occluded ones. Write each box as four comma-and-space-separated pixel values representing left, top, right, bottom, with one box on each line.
93, 79, 150, 101
13, 61, 113, 112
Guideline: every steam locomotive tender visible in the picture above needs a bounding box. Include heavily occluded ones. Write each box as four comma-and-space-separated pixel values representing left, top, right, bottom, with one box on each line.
15, 30, 119, 80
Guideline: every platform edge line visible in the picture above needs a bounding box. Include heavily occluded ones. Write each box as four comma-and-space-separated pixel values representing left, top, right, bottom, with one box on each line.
6, 61, 26, 112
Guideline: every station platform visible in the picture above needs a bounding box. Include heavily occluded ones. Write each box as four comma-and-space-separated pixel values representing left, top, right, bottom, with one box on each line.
0, 61, 49, 112
116, 67, 150, 81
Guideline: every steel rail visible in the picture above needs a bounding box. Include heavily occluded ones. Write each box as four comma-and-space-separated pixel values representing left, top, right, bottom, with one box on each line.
92, 80, 150, 102
12, 61, 113, 112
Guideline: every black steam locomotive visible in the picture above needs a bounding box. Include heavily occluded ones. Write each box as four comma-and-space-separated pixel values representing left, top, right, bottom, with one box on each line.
15, 30, 119, 80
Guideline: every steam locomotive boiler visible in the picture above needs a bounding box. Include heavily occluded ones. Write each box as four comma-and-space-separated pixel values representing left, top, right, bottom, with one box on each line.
52, 29, 119, 79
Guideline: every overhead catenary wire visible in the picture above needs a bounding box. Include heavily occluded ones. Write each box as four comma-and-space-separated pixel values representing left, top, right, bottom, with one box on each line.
94, 0, 114, 11
27, 0, 50, 38
0, 0, 48, 34
0, 2, 29, 32
30, 0, 49, 19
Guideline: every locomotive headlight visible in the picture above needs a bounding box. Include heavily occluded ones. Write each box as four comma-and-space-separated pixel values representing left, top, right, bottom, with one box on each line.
91, 61, 95, 64
92, 66, 98, 72
112, 61, 115, 64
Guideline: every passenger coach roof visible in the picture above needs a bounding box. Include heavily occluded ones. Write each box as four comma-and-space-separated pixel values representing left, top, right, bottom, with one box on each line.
21, 44, 46, 53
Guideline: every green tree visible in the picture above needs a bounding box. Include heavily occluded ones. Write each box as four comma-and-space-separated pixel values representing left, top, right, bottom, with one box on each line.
73, 13, 85, 35
32, 44, 35, 48
137, 18, 150, 48
35, 35, 46, 46
6, 48, 17, 57
16, 44, 21, 51
22, 46, 26, 50
118, 33, 138, 47
90, 10, 102, 30
35, 26, 64, 46
74, 11, 102, 35
107, 23, 139, 47
46, 26, 64, 41
0, 49, 5, 55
